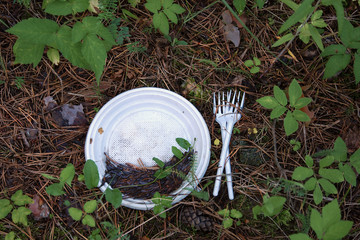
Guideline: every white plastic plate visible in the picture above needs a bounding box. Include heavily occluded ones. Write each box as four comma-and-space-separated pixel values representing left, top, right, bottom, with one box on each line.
85, 87, 211, 210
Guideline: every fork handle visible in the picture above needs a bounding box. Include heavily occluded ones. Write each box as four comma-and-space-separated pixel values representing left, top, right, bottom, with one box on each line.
221, 125, 234, 200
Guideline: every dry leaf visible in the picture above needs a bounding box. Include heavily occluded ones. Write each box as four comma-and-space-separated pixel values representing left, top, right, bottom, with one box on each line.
44, 96, 57, 111
29, 195, 50, 220
231, 13, 248, 29
222, 10, 233, 24
221, 10, 241, 47
60, 104, 88, 126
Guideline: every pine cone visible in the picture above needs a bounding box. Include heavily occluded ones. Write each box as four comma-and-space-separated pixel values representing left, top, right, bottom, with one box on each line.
180, 206, 214, 232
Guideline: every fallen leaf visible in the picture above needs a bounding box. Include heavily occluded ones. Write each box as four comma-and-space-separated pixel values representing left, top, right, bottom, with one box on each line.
231, 12, 248, 29
60, 104, 88, 126
221, 10, 241, 47
222, 10, 232, 24
43, 96, 57, 111
29, 195, 50, 220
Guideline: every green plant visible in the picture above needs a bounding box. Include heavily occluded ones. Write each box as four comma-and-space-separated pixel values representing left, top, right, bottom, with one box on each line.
0, 190, 33, 226
233, 0, 246, 14
292, 137, 360, 205
252, 194, 286, 219
151, 192, 172, 218
290, 139, 301, 151
14, 77, 24, 89
164, 35, 188, 46
44, 163, 75, 196
14, 0, 31, 8
144, 0, 186, 35
256, 79, 312, 136
218, 208, 243, 228
89, 221, 130, 240
289, 200, 353, 240
68, 200, 97, 227
126, 41, 147, 53
244, 57, 261, 74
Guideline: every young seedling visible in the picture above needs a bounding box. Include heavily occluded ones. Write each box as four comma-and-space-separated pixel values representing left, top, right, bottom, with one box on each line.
44, 163, 75, 196
244, 57, 261, 74
218, 208, 243, 228
252, 194, 286, 219
68, 200, 97, 227
0, 190, 33, 226
151, 192, 173, 218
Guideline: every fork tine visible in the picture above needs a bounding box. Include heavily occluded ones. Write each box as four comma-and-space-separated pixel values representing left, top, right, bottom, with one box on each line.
230, 90, 237, 112
218, 92, 221, 113
213, 92, 216, 114
240, 92, 246, 110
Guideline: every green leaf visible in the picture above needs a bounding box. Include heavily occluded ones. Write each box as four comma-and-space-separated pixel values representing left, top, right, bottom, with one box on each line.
250, 66, 260, 74
292, 167, 314, 181
252, 205, 262, 220
153, 12, 169, 35
305, 155, 314, 168
332, 137, 348, 162
294, 97, 312, 109
313, 183, 323, 205
289, 79, 302, 107
12, 207, 31, 226
230, 209, 243, 219
284, 111, 298, 136
222, 217, 233, 228
253, 57, 261, 66
46, 182, 65, 196
270, 105, 287, 119
279, 0, 299, 11
273, 86, 287, 106
256, 0, 265, 8
71, 22, 87, 43
339, 19, 360, 49
154, 167, 172, 179
262, 196, 286, 217
172, 146, 183, 159
168, 4, 186, 14
164, 9, 178, 24
319, 155, 335, 168
47, 48, 60, 65
153, 205, 166, 218
152, 192, 161, 204
244, 59, 254, 67
176, 138, 191, 150
339, 163, 357, 186
12, 38, 44, 67
0, 199, 13, 219
11, 190, 33, 206
304, 177, 317, 191
41, 173, 57, 180
81, 33, 107, 84
105, 188, 122, 209
289, 233, 312, 240
312, 18, 327, 28
189, 189, 209, 201
318, 178, 337, 194
322, 199, 341, 230
350, 148, 360, 173
319, 168, 344, 183
321, 44, 347, 57
82, 214, 96, 227
59, 163, 75, 186
278, 0, 315, 34
299, 23, 311, 44
68, 207, 83, 221
145, 0, 162, 13
256, 96, 279, 109
84, 200, 97, 214
309, 24, 324, 51
44, 0, 89, 16
84, 160, 100, 189
310, 208, 323, 239
272, 33, 294, 47
218, 208, 230, 217
5, 232, 16, 240
323, 54, 351, 79
234, 0, 246, 13
163, 0, 174, 9
292, 109, 310, 122
153, 157, 165, 168
311, 10, 323, 21
323, 221, 353, 240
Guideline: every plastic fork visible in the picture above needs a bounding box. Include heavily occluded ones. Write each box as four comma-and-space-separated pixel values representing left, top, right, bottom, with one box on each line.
213, 90, 245, 198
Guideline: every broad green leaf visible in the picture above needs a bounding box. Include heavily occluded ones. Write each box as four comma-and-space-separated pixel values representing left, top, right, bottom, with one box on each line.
222, 217, 233, 228
71, 22, 87, 43
322, 200, 341, 230
289, 79, 302, 107
354, 52, 360, 84
332, 137, 347, 162
319, 168, 344, 183
153, 12, 169, 35
44, 0, 89, 16
339, 163, 356, 186
153, 205, 166, 218
59, 163, 75, 186
262, 196, 286, 217
294, 97, 312, 109
84, 200, 97, 213
272, 33, 294, 47
311, 10, 323, 22
339, 19, 360, 49
12, 38, 44, 67
218, 208, 230, 217
244, 59, 254, 67
81, 17, 116, 51
168, 4, 186, 14
172, 146, 183, 159
274, 86, 287, 106
309, 24, 324, 51
163, 0, 174, 9
256, 96, 279, 109
83, 160, 100, 189
12, 207, 31, 226
82, 214, 96, 227
304, 177, 317, 191
310, 208, 323, 239
145, 0, 162, 13
292, 109, 310, 122
5, 232, 16, 240
81, 33, 107, 83
278, 0, 315, 34
252, 205, 262, 220
350, 148, 360, 173
323, 221, 353, 240
270, 105, 287, 119
230, 209, 243, 219
318, 178, 337, 194
319, 155, 335, 169
313, 183, 323, 205
284, 111, 298, 136
164, 9, 178, 24
292, 167, 313, 181
289, 233, 312, 240
152, 192, 161, 204
105, 188, 122, 209
312, 18, 327, 28
253, 57, 261, 66
299, 23, 311, 44
46, 182, 65, 196
153, 157, 165, 168
47, 48, 60, 65
305, 155, 314, 168
323, 54, 351, 79
11, 190, 33, 206
69, 207, 83, 221
250, 66, 260, 74
256, 0, 265, 8
176, 138, 191, 150
234, 0, 246, 13
6, 18, 59, 45
0, 199, 13, 219
321, 44, 347, 57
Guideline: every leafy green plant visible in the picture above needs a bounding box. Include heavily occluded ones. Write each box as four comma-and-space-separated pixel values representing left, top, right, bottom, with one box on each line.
0, 190, 33, 226
252, 195, 286, 219
164, 35, 188, 46
289, 200, 353, 240
68, 200, 97, 227
244, 57, 261, 74
126, 41, 147, 53
144, 0, 186, 35
256, 79, 312, 136
151, 192, 172, 218
218, 208, 243, 228
233, 0, 246, 14
290, 139, 301, 151
89, 221, 130, 240
43, 163, 75, 196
